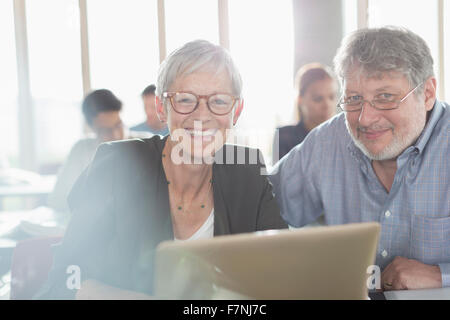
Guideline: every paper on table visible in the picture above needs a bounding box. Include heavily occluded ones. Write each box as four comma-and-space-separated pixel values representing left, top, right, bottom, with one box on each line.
19, 220, 65, 237
0, 168, 43, 186
18, 206, 68, 237
0, 206, 67, 238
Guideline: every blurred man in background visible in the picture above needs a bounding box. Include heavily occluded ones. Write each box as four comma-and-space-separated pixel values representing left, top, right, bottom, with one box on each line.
131, 84, 169, 136
49, 89, 138, 213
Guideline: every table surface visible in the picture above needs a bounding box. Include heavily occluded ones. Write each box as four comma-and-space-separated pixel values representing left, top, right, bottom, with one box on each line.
0, 175, 56, 197
383, 287, 450, 300
0, 206, 67, 246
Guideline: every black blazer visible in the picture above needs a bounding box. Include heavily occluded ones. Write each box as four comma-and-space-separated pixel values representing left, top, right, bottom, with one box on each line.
274, 121, 309, 163
36, 135, 287, 299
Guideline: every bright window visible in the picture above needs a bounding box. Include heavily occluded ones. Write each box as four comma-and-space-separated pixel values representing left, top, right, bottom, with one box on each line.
26, 0, 84, 168
0, 0, 19, 166
342, 0, 358, 36
87, 0, 160, 128
228, 0, 294, 165
164, 0, 219, 54
368, 0, 438, 58
368, 0, 440, 96
444, 0, 450, 101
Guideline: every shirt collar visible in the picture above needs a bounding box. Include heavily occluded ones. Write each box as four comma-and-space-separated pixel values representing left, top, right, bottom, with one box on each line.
347, 140, 370, 175
413, 99, 443, 154
346, 132, 370, 176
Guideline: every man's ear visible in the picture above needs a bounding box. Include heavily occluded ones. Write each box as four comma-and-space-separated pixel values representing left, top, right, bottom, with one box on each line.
297, 95, 302, 107
232, 99, 244, 126
155, 96, 167, 123
296, 96, 304, 121
423, 77, 437, 112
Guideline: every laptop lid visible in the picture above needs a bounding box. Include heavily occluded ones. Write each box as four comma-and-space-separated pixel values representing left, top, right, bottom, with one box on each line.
154, 222, 380, 299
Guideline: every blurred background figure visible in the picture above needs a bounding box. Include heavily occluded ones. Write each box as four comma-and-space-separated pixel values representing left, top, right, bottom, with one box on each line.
48, 89, 136, 213
130, 84, 169, 136
273, 63, 338, 163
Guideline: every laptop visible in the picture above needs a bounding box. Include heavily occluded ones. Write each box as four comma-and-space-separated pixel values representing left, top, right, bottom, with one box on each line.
154, 222, 380, 300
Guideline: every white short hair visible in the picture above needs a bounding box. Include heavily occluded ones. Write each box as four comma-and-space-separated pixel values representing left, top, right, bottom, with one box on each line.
333, 26, 434, 94
156, 40, 243, 98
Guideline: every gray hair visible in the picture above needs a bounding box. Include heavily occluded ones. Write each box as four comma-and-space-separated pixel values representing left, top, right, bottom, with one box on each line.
156, 40, 243, 99
333, 26, 434, 94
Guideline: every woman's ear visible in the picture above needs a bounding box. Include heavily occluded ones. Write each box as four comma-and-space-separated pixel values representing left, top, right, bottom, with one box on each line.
155, 96, 167, 123
232, 99, 244, 126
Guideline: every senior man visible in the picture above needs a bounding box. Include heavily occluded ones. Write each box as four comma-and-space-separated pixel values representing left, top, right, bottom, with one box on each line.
270, 26, 449, 291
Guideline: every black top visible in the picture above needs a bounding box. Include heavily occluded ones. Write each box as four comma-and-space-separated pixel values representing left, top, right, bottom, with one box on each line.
273, 121, 309, 163
36, 135, 287, 299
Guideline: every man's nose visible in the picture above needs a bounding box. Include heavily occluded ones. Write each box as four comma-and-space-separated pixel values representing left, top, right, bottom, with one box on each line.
358, 101, 381, 126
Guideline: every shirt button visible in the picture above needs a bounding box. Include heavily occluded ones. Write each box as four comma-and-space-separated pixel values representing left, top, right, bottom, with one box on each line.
381, 250, 388, 258
385, 210, 391, 218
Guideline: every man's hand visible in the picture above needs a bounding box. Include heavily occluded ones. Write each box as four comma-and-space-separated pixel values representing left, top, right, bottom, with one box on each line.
381, 256, 442, 291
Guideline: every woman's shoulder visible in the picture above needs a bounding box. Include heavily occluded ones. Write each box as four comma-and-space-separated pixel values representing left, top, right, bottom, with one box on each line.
81, 136, 165, 181
98, 135, 165, 159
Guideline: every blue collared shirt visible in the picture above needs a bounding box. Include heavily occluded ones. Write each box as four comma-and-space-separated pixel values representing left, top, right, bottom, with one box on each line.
269, 100, 450, 287
130, 122, 169, 136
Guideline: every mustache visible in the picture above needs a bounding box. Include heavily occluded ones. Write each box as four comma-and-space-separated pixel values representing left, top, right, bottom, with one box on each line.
357, 124, 394, 133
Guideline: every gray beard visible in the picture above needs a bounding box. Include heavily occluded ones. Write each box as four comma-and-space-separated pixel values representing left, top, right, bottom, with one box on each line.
344, 114, 426, 161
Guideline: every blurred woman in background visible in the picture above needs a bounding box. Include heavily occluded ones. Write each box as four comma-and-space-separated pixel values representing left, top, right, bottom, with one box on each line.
273, 63, 338, 163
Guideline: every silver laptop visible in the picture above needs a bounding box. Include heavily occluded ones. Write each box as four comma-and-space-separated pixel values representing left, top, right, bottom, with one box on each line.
154, 222, 380, 300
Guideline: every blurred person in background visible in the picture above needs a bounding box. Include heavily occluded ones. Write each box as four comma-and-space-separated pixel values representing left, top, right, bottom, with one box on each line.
48, 89, 140, 213
273, 63, 338, 163
130, 84, 169, 136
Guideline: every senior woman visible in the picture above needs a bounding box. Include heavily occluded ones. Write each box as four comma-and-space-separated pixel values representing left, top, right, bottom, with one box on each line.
36, 40, 287, 299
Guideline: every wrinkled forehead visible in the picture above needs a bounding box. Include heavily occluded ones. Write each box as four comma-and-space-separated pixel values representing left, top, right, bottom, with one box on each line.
180, 64, 228, 82
169, 64, 231, 91
342, 66, 408, 92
